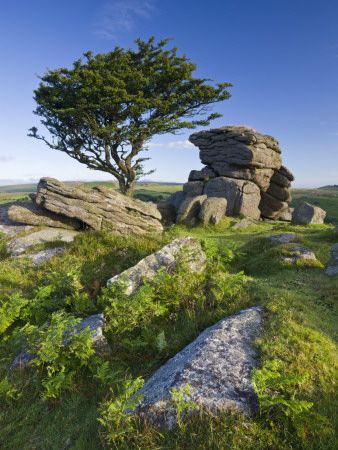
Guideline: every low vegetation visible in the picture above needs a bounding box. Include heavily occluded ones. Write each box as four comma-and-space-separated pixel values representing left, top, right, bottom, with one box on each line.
0, 214, 337, 448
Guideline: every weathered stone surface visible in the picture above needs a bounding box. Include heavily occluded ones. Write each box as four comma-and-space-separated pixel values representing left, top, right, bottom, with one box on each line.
135, 307, 261, 429
232, 218, 257, 230
36, 178, 163, 234
271, 165, 295, 188
8, 201, 82, 229
292, 202, 326, 224
107, 236, 206, 295
266, 182, 291, 202
14, 247, 65, 266
0, 203, 33, 237
280, 245, 317, 264
189, 126, 282, 171
176, 195, 207, 225
10, 314, 109, 370
198, 197, 227, 225
183, 181, 205, 198
165, 191, 186, 214
259, 192, 288, 219
326, 243, 338, 276
204, 177, 261, 219
279, 207, 294, 222
188, 167, 216, 182
155, 203, 176, 225
7, 228, 78, 256
265, 233, 296, 244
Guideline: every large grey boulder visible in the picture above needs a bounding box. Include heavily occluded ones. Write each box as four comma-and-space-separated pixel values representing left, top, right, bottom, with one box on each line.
176, 195, 207, 225
279, 207, 294, 222
135, 307, 262, 429
10, 314, 109, 370
198, 197, 227, 225
0, 203, 33, 237
36, 178, 163, 234
326, 243, 338, 276
107, 236, 206, 295
292, 202, 326, 224
204, 177, 261, 219
8, 201, 82, 229
259, 192, 288, 220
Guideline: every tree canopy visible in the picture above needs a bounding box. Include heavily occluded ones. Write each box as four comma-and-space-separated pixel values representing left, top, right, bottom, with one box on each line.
29, 37, 232, 196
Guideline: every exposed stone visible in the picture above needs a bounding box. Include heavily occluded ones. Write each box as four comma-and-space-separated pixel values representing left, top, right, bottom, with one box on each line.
0, 203, 33, 237
280, 245, 317, 264
292, 202, 326, 224
165, 191, 186, 214
266, 182, 291, 202
259, 192, 288, 220
183, 181, 205, 198
279, 207, 294, 222
271, 165, 295, 188
232, 218, 257, 230
188, 167, 216, 182
198, 197, 227, 225
8, 201, 82, 229
36, 178, 163, 234
204, 177, 261, 219
7, 228, 78, 256
265, 233, 296, 243
155, 203, 176, 225
135, 307, 261, 429
14, 247, 65, 266
107, 236, 206, 295
10, 314, 109, 370
326, 243, 338, 276
176, 195, 207, 225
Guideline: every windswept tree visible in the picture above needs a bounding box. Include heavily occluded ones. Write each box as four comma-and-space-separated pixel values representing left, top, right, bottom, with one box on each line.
29, 37, 232, 197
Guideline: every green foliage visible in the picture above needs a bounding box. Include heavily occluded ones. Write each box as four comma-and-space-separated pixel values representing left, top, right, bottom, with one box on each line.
170, 383, 199, 428
29, 37, 231, 196
21, 311, 96, 399
0, 377, 21, 404
98, 376, 144, 443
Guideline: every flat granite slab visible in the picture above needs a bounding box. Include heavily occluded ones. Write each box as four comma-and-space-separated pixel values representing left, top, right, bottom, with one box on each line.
135, 306, 262, 429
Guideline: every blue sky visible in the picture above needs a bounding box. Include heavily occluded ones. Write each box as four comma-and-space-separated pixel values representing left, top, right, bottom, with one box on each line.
0, 0, 337, 188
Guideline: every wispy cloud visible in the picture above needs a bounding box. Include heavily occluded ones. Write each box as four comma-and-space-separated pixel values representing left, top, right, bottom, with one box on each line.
93, 0, 157, 40
0, 156, 14, 163
148, 140, 195, 149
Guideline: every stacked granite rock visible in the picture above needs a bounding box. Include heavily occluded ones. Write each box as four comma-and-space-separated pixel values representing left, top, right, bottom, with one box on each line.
168, 126, 295, 222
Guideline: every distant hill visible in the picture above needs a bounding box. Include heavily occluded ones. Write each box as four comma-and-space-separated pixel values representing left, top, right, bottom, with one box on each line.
318, 184, 338, 189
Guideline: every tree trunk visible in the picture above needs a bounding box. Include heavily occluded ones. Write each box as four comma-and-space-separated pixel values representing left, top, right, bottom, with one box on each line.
119, 180, 135, 197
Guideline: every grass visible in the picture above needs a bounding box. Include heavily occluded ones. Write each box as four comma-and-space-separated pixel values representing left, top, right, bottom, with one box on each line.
0, 193, 32, 204
0, 219, 337, 448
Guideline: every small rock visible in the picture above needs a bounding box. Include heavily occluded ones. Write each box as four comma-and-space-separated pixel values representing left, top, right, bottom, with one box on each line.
265, 233, 296, 243
7, 228, 78, 256
326, 243, 338, 276
292, 202, 326, 224
14, 247, 65, 266
281, 246, 317, 264
232, 218, 257, 230
107, 236, 206, 295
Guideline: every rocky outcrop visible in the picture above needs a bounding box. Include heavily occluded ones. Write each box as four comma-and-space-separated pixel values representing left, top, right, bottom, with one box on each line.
166, 127, 294, 223
10, 314, 109, 370
154, 203, 176, 225
107, 236, 206, 295
292, 202, 326, 224
326, 243, 338, 276
34, 178, 163, 234
8, 201, 82, 230
135, 307, 261, 429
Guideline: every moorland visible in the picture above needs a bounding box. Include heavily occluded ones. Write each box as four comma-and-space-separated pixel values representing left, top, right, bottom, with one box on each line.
0, 182, 337, 449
